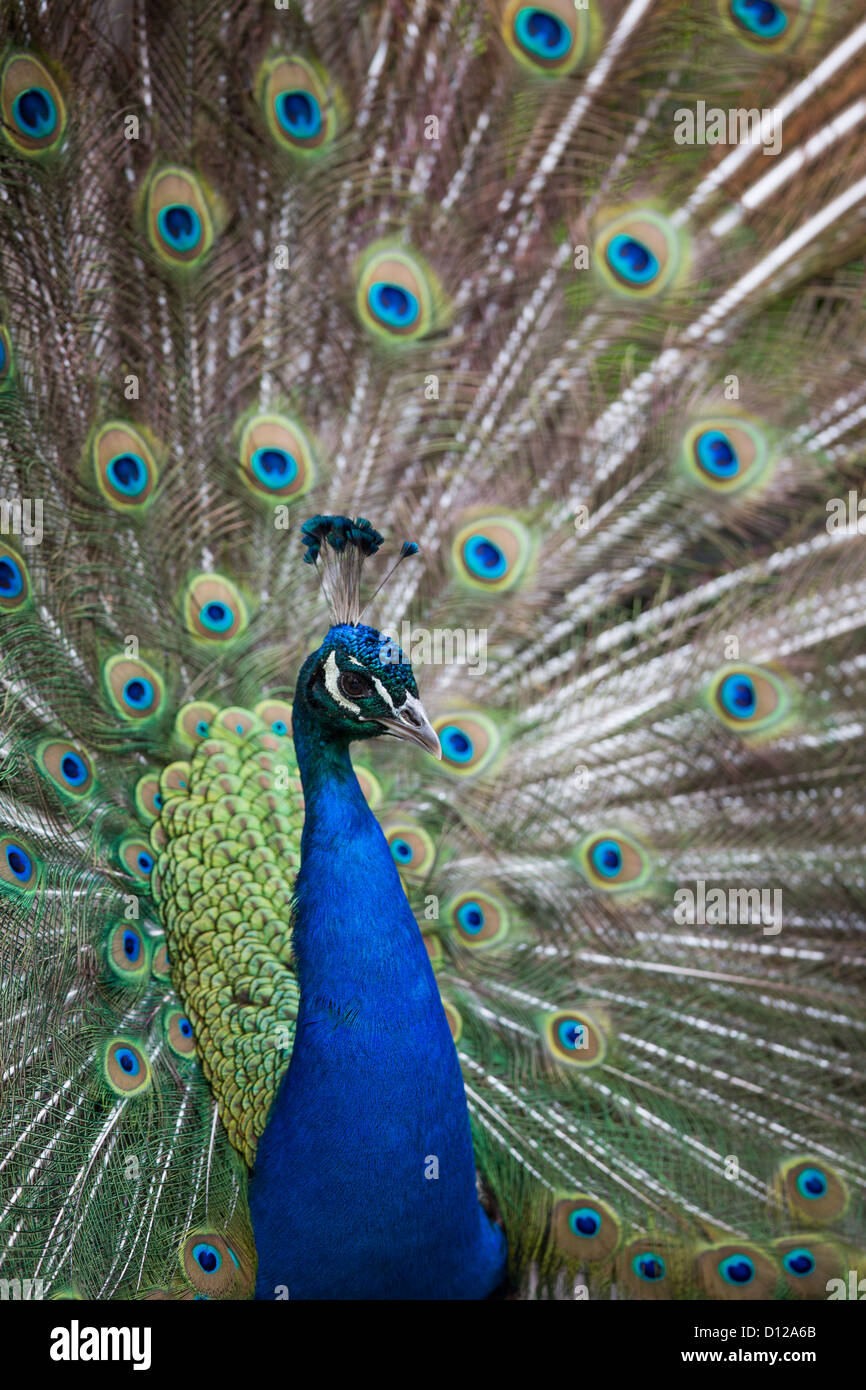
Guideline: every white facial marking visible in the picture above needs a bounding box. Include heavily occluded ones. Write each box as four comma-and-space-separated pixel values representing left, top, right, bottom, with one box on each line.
324, 650, 360, 715
369, 673, 396, 713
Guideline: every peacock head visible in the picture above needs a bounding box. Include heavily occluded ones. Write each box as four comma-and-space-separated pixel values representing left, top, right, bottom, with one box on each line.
296, 516, 440, 758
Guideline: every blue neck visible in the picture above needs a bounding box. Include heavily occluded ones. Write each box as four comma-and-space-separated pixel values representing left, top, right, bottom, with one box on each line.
248, 687, 506, 1299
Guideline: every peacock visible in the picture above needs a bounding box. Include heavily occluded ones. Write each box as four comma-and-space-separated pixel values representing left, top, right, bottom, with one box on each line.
0, 0, 865, 1303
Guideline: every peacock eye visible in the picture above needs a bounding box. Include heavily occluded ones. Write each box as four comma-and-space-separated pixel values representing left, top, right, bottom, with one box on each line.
337, 671, 372, 700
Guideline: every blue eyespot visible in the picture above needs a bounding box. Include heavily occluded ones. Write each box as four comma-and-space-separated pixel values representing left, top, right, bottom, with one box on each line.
633, 1253, 665, 1281
157, 204, 202, 253
456, 901, 485, 935
5, 844, 32, 881
106, 452, 147, 497
463, 535, 507, 579
199, 601, 234, 633
514, 8, 572, 60
271, 720, 288, 736
0, 337, 5, 373
60, 752, 88, 787
13, 86, 58, 138
796, 1166, 827, 1200
368, 283, 420, 329
0, 557, 24, 598
276, 90, 323, 140
115, 1047, 140, 1076
590, 838, 622, 879
153, 792, 163, 811
696, 430, 739, 479
719, 673, 756, 720
606, 234, 659, 285
391, 838, 413, 863
569, 1207, 601, 1238
193, 1242, 222, 1274
250, 446, 298, 490
122, 929, 141, 962
719, 1253, 755, 1285
783, 1248, 815, 1277
439, 725, 474, 763
136, 851, 154, 876
195, 720, 210, 737
731, 0, 788, 37
123, 677, 154, 710
557, 1018, 586, 1051
178, 1016, 193, 1038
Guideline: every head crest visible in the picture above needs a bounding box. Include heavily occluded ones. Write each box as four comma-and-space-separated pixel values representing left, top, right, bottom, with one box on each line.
300, 515, 419, 625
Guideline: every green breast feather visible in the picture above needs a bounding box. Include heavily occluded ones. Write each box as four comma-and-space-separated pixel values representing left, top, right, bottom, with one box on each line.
152, 703, 302, 1169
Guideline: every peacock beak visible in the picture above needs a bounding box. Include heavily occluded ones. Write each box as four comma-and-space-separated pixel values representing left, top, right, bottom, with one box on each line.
376, 693, 442, 759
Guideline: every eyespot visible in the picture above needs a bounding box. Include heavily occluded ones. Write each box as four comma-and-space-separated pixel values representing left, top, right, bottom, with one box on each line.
433, 712, 500, 777
254, 700, 293, 739
91, 422, 159, 511
355, 242, 444, 345
773, 1235, 844, 1298
258, 54, 343, 157
633, 1252, 666, 1282
723, 0, 813, 47
385, 823, 435, 877
448, 890, 510, 948
618, 1238, 684, 1298
175, 701, 218, 747
501, 1, 590, 75
731, 0, 787, 35
575, 829, 653, 894
777, 1158, 849, 1224
0, 326, 13, 389
180, 1232, 242, 1296
105, 922, 151, 982
0, 548, 31, 613
212, 708, 257, 742
696, 1242, 778, 1299
552, 1195, 620, 1261
1, 54, 66, 156
118, 835, 156, 884
238, 413, 316, 501
423, 933, 444, 968
0, 836, 40, 892
145, 167, 214, 269
160, 761, 191, 799
36, 740, 95, 799
183, 575, 247, 643
541, 1007, 607, 1067
353, 765, 383, 809
151, 939, 171, 981
706, 662, 793, 736
596, 210, 680, 298
337, 670, 373, 701
104, 655, 166, 723
681, 418, 770, 494
442, 1001, 462, 1042
451, 515, 531, 593
163, 1006, 196, 1058
103, 1038, 151, 1095
134, 771, 164, 822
